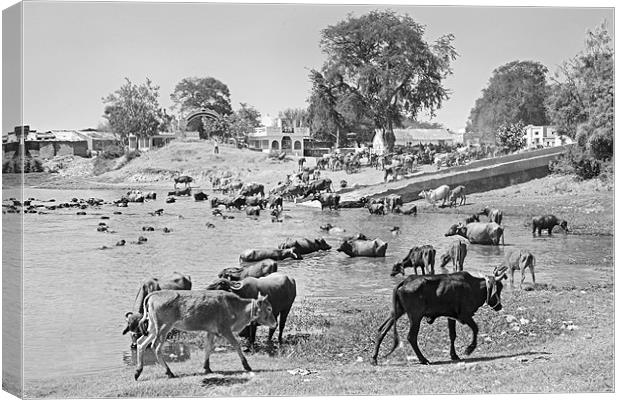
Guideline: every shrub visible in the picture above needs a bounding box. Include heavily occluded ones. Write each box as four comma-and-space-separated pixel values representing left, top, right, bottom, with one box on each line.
550, 146, 602, 180
99, 144, 125, 159
124, 150, 141, 162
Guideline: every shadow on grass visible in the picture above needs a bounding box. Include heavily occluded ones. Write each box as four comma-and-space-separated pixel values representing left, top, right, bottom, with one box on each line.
201, 376, 250, 387
430, 350, 551, 365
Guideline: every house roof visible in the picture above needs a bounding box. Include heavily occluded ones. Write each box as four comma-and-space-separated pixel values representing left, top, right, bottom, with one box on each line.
393, 128, 457, 142
76, 130, 118, 141
27, 130, 87, 142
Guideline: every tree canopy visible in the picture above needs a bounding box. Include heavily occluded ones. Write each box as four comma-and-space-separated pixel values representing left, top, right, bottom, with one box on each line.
227, 103, 262, 138
546, 22, 613, 160
102, 78, 167, 143
313, 10, 457, 150
466, 60, 550, 137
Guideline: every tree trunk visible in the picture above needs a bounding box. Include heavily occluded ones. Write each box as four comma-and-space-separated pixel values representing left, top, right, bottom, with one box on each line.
383, 121, 395, 153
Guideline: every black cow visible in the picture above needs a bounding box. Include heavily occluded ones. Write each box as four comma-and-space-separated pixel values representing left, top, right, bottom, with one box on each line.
168, 187, 192, 197
532, 214, 568, 236
391, 245, 436, 276
173, 175, 193, 189
194, 191, 209, 201
303, 178, 333, 197
372, 266, 509, 365
313, 193, 340, 210
239, 183, 265, 197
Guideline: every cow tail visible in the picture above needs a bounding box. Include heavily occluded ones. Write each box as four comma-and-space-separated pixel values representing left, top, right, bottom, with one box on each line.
385, 281, 406, 357
138, 292, 154, 336
502, 228, 505, 246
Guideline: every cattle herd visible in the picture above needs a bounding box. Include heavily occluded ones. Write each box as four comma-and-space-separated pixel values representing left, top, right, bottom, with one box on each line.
109, 167, 574, 381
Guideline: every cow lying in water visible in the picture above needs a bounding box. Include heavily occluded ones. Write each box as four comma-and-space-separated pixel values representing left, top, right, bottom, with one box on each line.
206, 273, 296, 345
391, 245, 436, 276
445, 222, 505, 245
532, 214, 568, 236
168, 187, 192, 197
134, 290, 276, 380
372, 266, 509, 365
338, 238, 388, 257
240, 248, 302, 263
123, 272, 192, 347
218, 259, 278, 281
278, 237, 331, 255
501, 248, 536, 289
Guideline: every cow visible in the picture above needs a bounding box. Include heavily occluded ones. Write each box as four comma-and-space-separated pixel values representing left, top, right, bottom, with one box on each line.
245, 206, 261, 216
438, 240, 468, 272
206, 273, 296, 346
168, 187, 191, 197
218, 259, 278, 281
144, 191, 157, 200
278, 237, 331, 255
393, 204, 417, 215
479, 206, 503, 225
240, 248, 302, 263
384, 194, 403, 212
532, 215, 568, 236
371, 266, 509, 365
419, 185, 451, 207
133, 290, 276, 380
368, 203, 385, 215
173, 175, 193, 189
391, 245, 436, 276
239, 183, 265, 197
266, 195, 283, 211
245, 195, 263, 208
313, 193, 340, 210
122, 272, 192, 348
448, 185, 466, 207
501, 249, 536, 289
337, 238, 388, 257
298, 157, 306, 172
210, 196, 238, 210
464, 214, 480, 224
303, 178, 333, 197
445, 222, 505, 245
193, 191, 209, 201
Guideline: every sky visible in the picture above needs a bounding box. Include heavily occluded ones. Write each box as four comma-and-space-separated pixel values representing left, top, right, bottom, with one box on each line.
2, 1, 615, 134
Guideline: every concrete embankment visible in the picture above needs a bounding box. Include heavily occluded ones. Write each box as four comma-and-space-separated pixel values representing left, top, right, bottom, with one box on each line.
339, 145, 570, 203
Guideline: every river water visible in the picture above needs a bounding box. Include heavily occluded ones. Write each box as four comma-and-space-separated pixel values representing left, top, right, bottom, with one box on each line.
3, 188, 613, 381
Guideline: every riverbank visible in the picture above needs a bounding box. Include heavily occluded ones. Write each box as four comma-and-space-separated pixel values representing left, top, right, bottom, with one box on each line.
24, 282, 613, 397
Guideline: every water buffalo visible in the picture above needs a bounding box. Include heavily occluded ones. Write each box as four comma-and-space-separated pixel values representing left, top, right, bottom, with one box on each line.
168, 187, 192, 197
479, 206, 503, 225
278, 237, 331, 255
303, 178, 333, 197
194, 191, 209, 201
384, 194, 403, 212
445, 222, 505, 245
266, 195, 283, 211
240, 248, 302, 263
368, 203, 386, 215
393, 204, 417, 215
245, 206, 261, 216
313, 193, 340, 210
337, 238, 388, 257
218, 259, 278, 281
448, 185, 466, 207
439, 240, 468, 272
134, 291, 276, 380
206, 273, 296, 345
464, 214, 480, 224
372, 266, 509, 365
239, 183, 265, 197
173, 175, 193, 189
532, 214, 568, 236
501, 249, 536, 289
419, 185, 451, 207
391, 245, 436, 276
123, 272, 192, 347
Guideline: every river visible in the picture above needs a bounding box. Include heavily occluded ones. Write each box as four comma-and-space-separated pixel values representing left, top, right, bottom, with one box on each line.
2, 187, 613, 382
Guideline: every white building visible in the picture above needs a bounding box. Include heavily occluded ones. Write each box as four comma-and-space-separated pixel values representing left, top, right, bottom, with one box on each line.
524, 125, 573, 148
247, 126, 310, 156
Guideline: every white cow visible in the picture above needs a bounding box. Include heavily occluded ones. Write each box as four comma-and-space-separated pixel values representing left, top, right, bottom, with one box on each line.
419, 185, 451, 207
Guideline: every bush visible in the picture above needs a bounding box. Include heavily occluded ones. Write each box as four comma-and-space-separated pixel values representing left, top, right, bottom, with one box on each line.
550, 146, 602, 180
124, 150, 141, 162
99, 144, 125, 159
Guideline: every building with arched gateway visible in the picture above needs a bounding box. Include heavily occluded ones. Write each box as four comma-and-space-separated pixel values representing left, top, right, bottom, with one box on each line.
247, 126, 310, 156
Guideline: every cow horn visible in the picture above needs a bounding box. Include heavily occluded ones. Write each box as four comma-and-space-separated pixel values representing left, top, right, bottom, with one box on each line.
125, 311, 133, 319
230, 280, 243, 291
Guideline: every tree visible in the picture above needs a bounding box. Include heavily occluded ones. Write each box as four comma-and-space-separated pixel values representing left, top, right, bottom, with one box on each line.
546, 22, 613, 160
316, 10, 457, 151
466, 61, 550, 138
401, 119, 444, 129
278, 108, 310, 129
170, 76, 233, 135
496, 121, 526, 152
307, 70, 347, 145
102, 78, 167, 144
228, 103, 262, 138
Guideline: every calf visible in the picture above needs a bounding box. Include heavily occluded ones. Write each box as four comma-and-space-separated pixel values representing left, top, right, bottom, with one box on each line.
391, 245, 436, 276
448, 185, 466, 207
501, 249, 536, 289
372, 266, 508, 365
532, 214, 568, 236
134, 290, 276, 380
438, 240, 468, 272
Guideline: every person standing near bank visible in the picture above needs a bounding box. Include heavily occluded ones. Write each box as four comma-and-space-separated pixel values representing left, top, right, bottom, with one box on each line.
213, 140, 219, 154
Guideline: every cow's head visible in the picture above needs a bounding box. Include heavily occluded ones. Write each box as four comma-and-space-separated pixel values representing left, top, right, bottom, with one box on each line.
445, 223, 467, 238
320, 223, 333, 231
478, 206, 490, 216
123, 312, 144, 348
485, 266, 509, 311
559, 219, 569, 233
390, 262, 405, 276
254, 293, 277, 329
337, 240, 354, 257
317, 238, 332, 251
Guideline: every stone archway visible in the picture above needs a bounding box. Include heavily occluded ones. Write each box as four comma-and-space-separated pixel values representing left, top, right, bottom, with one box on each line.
186, 108, 221, 126
271, 140, 280, 150
281, 136, 292, 152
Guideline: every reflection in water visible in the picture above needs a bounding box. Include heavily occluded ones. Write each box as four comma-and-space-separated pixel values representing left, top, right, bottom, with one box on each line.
122, 342, 191, 366
17, 188, 612, 381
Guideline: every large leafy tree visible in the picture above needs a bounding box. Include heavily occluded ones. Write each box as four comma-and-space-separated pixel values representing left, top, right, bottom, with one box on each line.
228, 103, 262, 138
315, 10, 457, 151
170, 77, 233, 135
546, 22, 613, 160
102, 78, 167, 144
278, 108, 310, 128
496, 121, 526, 152
466, 61, 550, 137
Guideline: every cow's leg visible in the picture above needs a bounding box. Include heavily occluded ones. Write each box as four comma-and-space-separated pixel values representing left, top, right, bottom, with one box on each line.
448, 318, 460, 361
203, 333, 215, 374
221, 327, 252, 371
153, 325, 175, 378
277, 309, 291, 343
530, 265, 536, 286
462, 317, 479, 356
134, 330, 157, 380
510, 267, 515, 288
407, 316, 429, 365
532, 225, 537, 236
548, 228, 553, 236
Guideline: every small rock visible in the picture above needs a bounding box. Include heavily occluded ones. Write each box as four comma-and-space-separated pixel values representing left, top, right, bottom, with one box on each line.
356, 356, 363, 363
505, 315, 517, 323
520, 318, 530, 325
